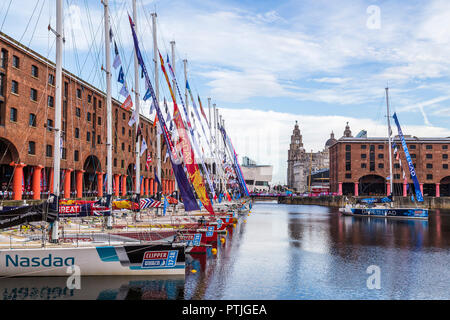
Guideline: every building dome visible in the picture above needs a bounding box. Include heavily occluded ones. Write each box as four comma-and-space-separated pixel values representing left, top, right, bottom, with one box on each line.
325, 131, 337, 148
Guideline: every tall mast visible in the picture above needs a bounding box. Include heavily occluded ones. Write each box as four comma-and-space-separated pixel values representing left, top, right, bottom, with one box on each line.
51, 0, 63, 242
213, 103, 217, 190
53, 0, 63, 198
103, 0, 113, 228
151, 12, 161, 198
386, 87, 394, 198
170, 40, 178, 196
133, 0, 141, 206
184, 59, 188, 115
208, 97, 211, 129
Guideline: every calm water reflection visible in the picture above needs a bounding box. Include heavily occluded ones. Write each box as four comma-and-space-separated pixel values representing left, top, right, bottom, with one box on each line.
2, 201, 450, 300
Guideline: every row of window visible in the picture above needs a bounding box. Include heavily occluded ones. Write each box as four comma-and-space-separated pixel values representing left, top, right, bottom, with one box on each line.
344, 173, 441, 180
346, 144, 448, 150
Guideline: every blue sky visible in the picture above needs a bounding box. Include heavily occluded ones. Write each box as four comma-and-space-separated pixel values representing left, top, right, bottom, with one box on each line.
3, 0, 450, 184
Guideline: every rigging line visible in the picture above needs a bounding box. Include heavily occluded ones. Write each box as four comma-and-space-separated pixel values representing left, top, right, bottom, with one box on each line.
65, 0, 82, 76
0, 0, 12, 33
25, 0, 46, 49
79, 0, 104, 89
18, 0, 41, 44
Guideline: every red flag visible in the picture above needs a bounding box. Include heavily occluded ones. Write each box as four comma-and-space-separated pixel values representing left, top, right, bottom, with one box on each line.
153, 113, 158, 127
197, 95, 209, 125
121, 95, 133, 110
145, 152, 152, 170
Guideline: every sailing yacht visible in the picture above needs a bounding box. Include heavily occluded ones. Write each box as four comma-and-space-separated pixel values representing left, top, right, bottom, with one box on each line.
0, 0, 186, 277
340, 88, 429, 220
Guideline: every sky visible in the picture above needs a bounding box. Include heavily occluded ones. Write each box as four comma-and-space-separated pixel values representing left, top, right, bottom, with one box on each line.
2, 0, 450, 184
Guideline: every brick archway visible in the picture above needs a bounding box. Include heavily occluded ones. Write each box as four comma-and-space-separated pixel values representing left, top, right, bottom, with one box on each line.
0, 138, 20, 193
440, 176, 450, 197
358, 174, 386, 196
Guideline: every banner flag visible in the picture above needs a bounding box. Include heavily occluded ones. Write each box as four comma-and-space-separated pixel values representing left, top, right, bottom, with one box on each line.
128, 109, 137, 127
129, 14, 199, 211
140, 137, 148, 157
160, 51, 215, 214
393, 112, 423, 201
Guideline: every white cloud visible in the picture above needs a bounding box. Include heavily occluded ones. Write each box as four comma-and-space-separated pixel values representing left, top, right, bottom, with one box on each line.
220, 107, 450, 184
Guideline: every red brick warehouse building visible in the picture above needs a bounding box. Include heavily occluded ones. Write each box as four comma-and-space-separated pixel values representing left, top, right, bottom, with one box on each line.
0, 32, 175, 200
329, 123, 450, 198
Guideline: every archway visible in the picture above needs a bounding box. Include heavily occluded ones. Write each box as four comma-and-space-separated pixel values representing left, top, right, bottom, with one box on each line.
83, 155, 102, 197
342, 182, 354, 196
440, 176, 450, 197
358, 174, 385, 196
423, 184, 436, 197
0, 138, 19, 197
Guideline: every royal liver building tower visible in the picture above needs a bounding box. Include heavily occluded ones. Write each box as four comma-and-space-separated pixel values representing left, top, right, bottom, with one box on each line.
287, 121, 306, 191
287, 121, 334, 192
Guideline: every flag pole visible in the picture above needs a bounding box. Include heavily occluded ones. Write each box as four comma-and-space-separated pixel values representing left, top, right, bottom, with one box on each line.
133, 0, 141, 221
170, 40, 178, 199
151, 12, 161, 214
103, 0, 113, 228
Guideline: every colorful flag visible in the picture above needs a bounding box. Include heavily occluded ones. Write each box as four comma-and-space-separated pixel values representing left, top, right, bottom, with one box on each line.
160, 55, 215, 215
119, 84, 129, 97
129, 14, 199, 212
121, 94, 133, 111
154, 167, 161, 189
113, 41, 121, 69
128, 109, 136, 126
143, 88, 151, 101
197, 95, 209, 125
117, 66, 124, 84
136, 125, 142, 142
140, 137, 147, 156
163, 196, 169, 215
146, 153, 152, 170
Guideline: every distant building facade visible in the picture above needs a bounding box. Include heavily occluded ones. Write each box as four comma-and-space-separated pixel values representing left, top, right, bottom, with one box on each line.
329, 122, 450, 197
241, 156, 273, 192
287, 121, 334, 192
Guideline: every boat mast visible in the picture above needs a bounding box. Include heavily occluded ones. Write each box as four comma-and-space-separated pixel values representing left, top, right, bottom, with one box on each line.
151, 12, 161, 204
51, 0, 63, 242
213, 103, 218, 192
386, 87, 394, 200
133, 0, 141, 220
184, 59, 188, 116
171, 40, 178, 197
103, 0, 112, 228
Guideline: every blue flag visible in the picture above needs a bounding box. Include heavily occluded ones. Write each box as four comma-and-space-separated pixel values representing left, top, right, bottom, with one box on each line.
117, 67, 124, 84
143, 88, 151, 101
153, 167, 161, 190
163, 196, 168, 216
393, 113, 423, 202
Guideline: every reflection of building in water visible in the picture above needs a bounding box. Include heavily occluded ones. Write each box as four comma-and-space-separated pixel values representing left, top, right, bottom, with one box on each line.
287, 121, 334, 192
241, 156, 273, 192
